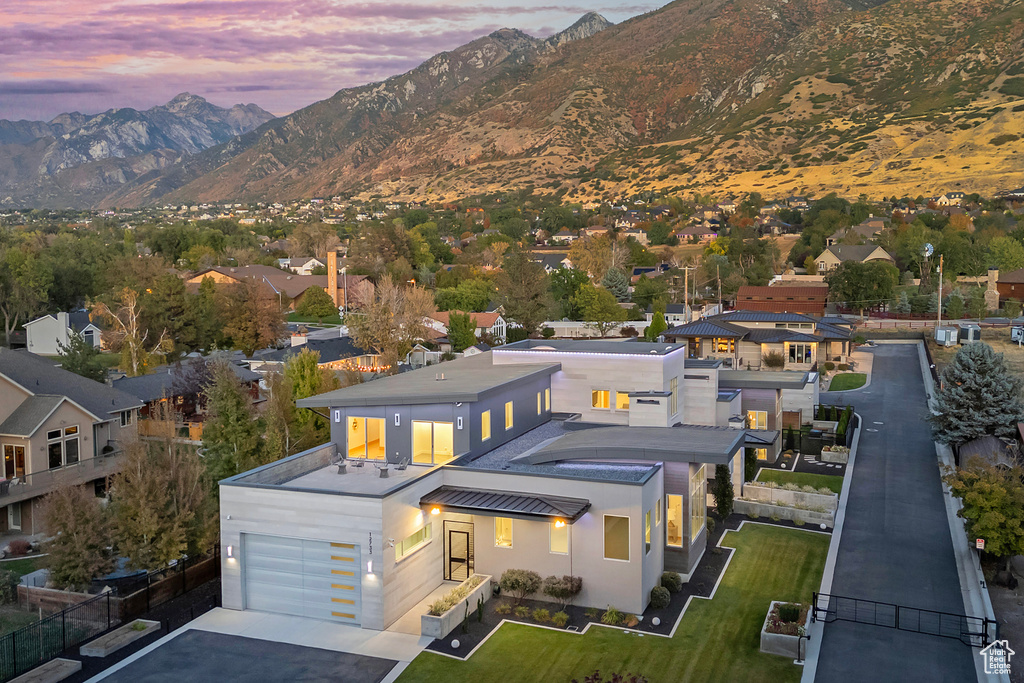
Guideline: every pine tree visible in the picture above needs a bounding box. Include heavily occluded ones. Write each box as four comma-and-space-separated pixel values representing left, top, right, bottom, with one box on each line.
944, 289, 964, 319
892, 291, 911, 316
57, 330, 106, 383
201, 362, 265, 483
645, 311, 668, 341
40, 485, 114, 589
712, 463, 734, 519
600, 267, 630, 302
931, 343, 1024, 445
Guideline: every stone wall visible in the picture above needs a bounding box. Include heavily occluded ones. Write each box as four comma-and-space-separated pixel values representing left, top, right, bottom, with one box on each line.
734, 500, 834, 527
743, 483, 837, 511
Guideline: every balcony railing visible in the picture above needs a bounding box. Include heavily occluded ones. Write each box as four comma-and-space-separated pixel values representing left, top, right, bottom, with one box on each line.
0, 449, 124, 505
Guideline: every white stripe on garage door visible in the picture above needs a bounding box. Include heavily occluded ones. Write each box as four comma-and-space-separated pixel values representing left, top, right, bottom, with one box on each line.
242, 533, 361, 625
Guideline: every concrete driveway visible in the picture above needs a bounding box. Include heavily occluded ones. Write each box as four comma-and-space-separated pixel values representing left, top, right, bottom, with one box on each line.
815, 344, 977, 682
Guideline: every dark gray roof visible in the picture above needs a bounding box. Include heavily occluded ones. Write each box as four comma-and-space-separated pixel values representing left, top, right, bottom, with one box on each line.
516, 424, 744, 466
819, 316, 855, 327
824, 244, 893, 262
113, 361, 260, 403
420, 485, 591, 523
686, 359, 724, 369
815, 323, 852, 340
717, 389, 740, 402
296, 352, 559, 408
744, 329, 821, 344
497, 339, 687, 356
0, 349, 142, 419
663, 320, 746, 338
713, 311, 815, 323
255, 337, 364, 365
68, 310, 102, 332
745, 430, 780, 447
0, 395, 64, 436
718, 370, 812, 390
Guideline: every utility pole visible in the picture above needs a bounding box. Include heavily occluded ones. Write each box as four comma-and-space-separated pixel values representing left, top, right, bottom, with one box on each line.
937, 254, 943, 328
717, 262, 722, 313
681, 266, 697, 322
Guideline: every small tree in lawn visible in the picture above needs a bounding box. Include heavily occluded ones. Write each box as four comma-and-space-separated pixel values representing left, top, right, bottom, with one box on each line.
943, 461, 1024, 572
644, 311, 667, 341
446, 312, 478, 353
930, 342, 1024, 445
295, 286, 337, 323
711, 463, 734, 519
57, 330, 106, 383
499, 568, 542, 604
40, 484, 115, 590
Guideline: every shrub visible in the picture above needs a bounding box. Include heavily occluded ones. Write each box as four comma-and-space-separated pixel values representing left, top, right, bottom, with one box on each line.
514, 605, 531, 619
823, 361, 835, 372
649, 586, 671, 610
551, 611, 570, 628
500, 569, 542, 604
779, 603, 801, 622
746, 511, 759, 520
837, 363, 849, 371
794, 519, 806, 526
770, 513, 781, 522
542, 574, 583, 607
542, 326, 555, 338
495, 601, 512, 615
660, 571, 683, 593
620, 326, 639, 338
429, 598, 454, 616
762, 351, 786, 369
0, 570, 18, 605
571, 672, 649, 683
427, 575, 484, 614
585, 607, 601, 620
601, 606, 625, 625
532, 608, 551, 623
7, 539, 31, 556
706, 516, 716, 536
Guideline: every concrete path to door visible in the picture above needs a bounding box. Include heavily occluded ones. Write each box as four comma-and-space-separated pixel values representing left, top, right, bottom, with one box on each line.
388, 581, 461, 636
87, 608, 433, 683
812, 344, 977, 682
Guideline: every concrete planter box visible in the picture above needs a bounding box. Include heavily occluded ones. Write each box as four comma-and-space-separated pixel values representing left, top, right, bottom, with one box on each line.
80, 619, 160, 657
744, 483, 838, 511
811, 420, 838, 433
820, 448, 849, 464
760, 601, 808, 658
421, 574, 492, 638
735, 499, 834, 527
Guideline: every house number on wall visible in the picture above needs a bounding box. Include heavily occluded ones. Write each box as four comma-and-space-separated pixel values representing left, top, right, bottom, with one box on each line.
368, 532, 372, 555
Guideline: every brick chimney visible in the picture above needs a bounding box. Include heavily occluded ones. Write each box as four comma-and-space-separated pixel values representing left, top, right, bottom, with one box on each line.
988, 268, 999, 292
327, 251, 339, 307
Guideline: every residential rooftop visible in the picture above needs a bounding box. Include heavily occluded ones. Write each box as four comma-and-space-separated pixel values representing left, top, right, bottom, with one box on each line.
718, 369, 815, 390
496, 339, 687, 357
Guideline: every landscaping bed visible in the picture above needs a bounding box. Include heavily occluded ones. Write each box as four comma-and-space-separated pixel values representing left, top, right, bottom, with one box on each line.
756, 470, 844, 495
759, 601, 809, 659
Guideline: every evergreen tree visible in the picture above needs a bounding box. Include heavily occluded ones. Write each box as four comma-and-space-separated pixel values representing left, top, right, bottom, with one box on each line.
967, 287, 988, 320
892, 291, 911, 316
57, 330, 106, 383
186, 276, 221, 352
645, 311, 668, 341
711, 464, 734, 519
600, 267, 630, 302
201, 362, 265, 484
295, 286, 338, 323
931, 343, 1024, 444
1005, 299, 1022, 319
944, 289, 965, 320
40, 484, 114, 590
284, 348, 341, 450
446, 312, 478, 353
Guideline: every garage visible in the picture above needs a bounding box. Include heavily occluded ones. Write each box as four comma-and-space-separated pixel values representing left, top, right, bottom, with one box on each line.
242, 534, 362, 625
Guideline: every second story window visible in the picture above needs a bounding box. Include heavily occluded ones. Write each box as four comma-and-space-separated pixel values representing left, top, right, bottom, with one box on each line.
412, 421, 454, 465
349, 417, 386, 460
481, 410, 491, 441
47, 426, 80, 469
592, 390, 610, 409
120, 410, 132, 427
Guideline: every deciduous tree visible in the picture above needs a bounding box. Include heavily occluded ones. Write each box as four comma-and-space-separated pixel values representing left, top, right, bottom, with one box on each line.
573, 284, 626, 337
40, 485, 114, 589
93, 287, 172, 376
345, 275, 434, 370
447, 312, 477, 353
0, 247, 53, 347
221, 279, 286, 356
296, 286, 338, 323
944, 462, 1024, 571
825, 260, 899, 318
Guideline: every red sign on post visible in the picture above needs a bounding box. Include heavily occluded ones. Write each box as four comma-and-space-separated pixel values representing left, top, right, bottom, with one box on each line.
976, 539, 986, 551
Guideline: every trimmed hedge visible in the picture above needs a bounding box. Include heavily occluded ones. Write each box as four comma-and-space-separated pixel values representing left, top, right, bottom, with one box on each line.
650, 586, 671, 609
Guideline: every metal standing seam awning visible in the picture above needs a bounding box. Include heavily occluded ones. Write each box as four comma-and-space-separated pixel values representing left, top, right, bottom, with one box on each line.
745, 429, 780, 448
420, 486, 591, 524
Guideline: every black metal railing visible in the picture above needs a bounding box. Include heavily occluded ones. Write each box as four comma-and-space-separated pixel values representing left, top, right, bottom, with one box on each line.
0, 592, 116, 682
812, 592, 998, 648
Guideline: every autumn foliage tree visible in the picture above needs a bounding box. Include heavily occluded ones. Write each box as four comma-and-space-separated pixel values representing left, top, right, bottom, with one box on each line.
93, 287, 172, 376
345, 275, 434, 371
221, 279, 286, 356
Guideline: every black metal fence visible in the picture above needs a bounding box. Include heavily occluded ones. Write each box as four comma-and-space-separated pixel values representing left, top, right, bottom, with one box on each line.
782, 406, 856, 455
0, 592, 116, 682
812, 592, 998, 648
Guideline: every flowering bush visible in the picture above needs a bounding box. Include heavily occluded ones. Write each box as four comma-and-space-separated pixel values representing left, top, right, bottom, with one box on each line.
764, 602, 808, 636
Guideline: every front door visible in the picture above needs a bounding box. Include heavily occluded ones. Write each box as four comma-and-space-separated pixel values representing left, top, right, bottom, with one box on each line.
443, 520, 474, 581
8, 503, 21, 530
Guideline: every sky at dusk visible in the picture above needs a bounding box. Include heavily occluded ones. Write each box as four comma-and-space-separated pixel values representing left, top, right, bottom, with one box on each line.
1, 0, 661, 122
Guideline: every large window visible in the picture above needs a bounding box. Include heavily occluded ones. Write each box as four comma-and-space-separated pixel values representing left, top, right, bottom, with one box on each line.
495, 517, 513, 548
714, 338, 735, 353
505, 401, 514, 430
666, 495, 683, 547
592, 390, 610, 409
550, 521, 568, 555
604, 515, 630, 561
412, 421, 454, 464
615, 392, 630, 411
3, 445, 26, 479
669, 378, 678, 416
396, 524, 432, 561
348, 417, 386, 460
545, 388, 550, 411
691, 465, 707, 543
644, 511, 651, 554
747, 410, 768, 430
481, 410, 491, 441
46, 426, 79, 469
537, 392, 542, 415
788, 343, 812, 364
756, 448, 768, 461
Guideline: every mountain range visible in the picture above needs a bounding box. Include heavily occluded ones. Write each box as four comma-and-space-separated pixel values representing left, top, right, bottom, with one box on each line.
8, 0, 1024, 208
0, 94, 273, 207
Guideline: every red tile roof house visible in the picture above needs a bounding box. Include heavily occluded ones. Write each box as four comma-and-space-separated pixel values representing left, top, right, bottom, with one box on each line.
734, 285, 829, 316
427, 311, 509, 344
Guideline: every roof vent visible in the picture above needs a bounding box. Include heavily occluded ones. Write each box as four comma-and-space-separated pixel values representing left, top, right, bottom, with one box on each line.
650, 350, 657, 354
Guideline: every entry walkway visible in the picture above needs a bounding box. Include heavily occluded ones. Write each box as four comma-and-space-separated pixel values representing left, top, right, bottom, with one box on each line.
813, 345, 976, 681
387, 580, 460, 635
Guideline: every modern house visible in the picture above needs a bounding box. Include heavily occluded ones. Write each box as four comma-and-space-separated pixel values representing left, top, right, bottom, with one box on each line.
24, 311, 103, 356
661, 310, 852, 370
0, 349, 142, 534
734, 286, 829, 316
218, 339, 814, 631
813, 245, 895, 272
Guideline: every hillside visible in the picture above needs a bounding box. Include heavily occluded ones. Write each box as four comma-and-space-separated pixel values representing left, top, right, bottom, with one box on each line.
101, 0, 1024, 206
0, 94, 274, 207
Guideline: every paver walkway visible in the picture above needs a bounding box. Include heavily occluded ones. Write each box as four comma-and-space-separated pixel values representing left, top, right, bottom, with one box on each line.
815, 344, 976, 682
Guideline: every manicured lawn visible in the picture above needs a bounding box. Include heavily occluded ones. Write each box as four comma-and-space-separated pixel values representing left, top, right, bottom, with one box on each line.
287, 313, 343, 325
0, 607, 38, 637
828, 373, 866, 391
398, 524, 828, 683
0, 557, 39, 577
757, 469, 844, 495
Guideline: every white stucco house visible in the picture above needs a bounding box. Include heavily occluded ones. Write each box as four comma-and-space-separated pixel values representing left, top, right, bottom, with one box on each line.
24, 311, 103, 356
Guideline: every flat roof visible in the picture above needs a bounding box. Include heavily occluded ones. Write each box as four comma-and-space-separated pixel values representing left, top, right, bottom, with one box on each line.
296, 352, 559, 408
718, 370, 812, 390
514, 424, 745, 466
275, 461, 437, 496
496, 339, 687, 356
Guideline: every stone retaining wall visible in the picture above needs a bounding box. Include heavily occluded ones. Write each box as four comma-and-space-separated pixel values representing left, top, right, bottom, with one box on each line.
734, 500, 834, 527
744, 483, 838, 511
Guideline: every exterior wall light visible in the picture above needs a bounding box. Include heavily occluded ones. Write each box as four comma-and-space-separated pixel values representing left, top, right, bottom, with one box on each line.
430, 507, 441, 515
554, 520, 566, 528
226, 545, 234, 559
367, 560, 373, 573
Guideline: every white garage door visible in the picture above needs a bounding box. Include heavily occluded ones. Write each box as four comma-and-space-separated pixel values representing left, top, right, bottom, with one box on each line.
242, 534, 361, 625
